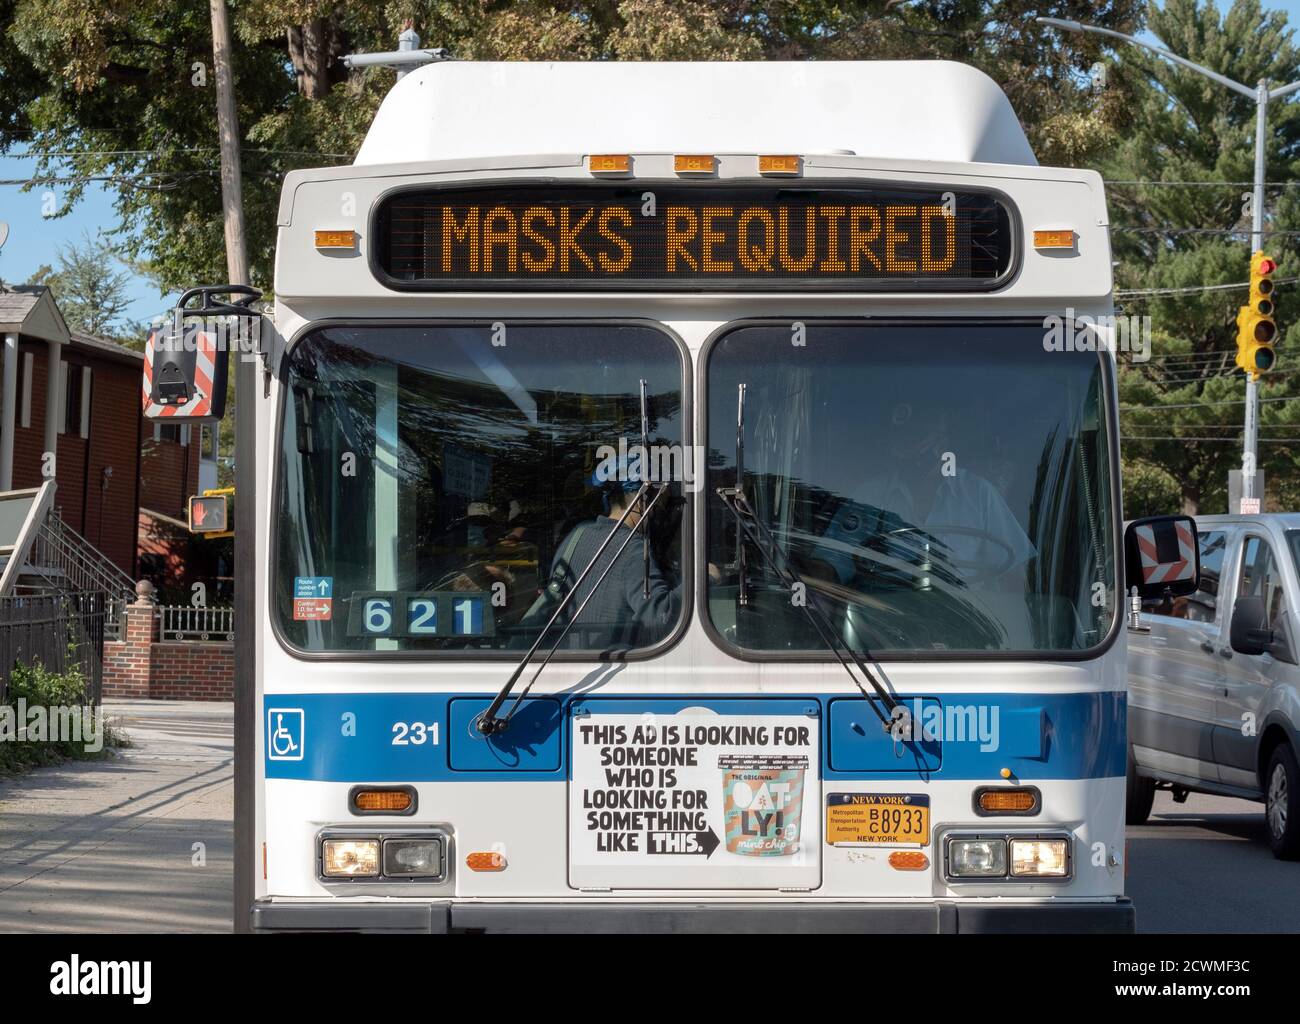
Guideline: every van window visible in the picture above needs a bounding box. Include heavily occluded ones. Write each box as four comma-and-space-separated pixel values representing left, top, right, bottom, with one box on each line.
1239, 536, 1288, 630
1142, 529, 1225, 621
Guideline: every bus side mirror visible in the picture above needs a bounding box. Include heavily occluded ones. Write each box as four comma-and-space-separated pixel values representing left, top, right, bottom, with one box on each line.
142, 284, 262, 422
1123, 515, 1200, 601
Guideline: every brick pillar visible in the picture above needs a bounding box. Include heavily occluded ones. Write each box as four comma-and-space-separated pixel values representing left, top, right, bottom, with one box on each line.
102, 580, 158, 698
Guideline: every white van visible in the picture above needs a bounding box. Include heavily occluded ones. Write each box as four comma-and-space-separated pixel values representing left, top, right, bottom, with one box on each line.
1127, 513, 1300, 858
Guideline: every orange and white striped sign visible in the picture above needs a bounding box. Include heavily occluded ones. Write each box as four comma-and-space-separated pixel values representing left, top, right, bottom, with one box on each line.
1134, 520, 1196, 585
142, 324, 217, 419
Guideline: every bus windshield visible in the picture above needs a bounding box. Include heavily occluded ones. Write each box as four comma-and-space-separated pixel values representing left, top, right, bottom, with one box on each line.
704, 322, 1116, 656
275, 323, 686, 655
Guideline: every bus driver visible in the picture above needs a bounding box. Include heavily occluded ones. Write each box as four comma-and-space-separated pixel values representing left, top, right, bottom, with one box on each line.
807, 398, 1036, 589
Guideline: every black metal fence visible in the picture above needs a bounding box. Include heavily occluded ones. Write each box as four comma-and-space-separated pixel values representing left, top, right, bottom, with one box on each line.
0, 592, 107, 706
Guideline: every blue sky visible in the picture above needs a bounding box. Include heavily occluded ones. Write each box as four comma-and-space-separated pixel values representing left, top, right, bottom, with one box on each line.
1, 0, 1299, 335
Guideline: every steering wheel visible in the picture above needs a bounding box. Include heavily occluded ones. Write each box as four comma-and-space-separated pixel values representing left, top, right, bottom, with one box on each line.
884, 524, 1018, 585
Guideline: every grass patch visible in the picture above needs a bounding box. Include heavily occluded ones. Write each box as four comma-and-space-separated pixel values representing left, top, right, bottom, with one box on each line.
0, 660, 129, 778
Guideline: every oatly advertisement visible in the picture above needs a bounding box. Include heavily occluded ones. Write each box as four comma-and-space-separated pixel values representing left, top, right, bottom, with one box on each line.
568, 707, 820, 889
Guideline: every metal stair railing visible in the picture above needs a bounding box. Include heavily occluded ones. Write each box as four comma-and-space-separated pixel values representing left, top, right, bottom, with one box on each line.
29, 512, 136, 601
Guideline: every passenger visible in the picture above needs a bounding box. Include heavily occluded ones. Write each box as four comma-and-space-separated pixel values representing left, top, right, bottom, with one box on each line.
534, 457, 680, 648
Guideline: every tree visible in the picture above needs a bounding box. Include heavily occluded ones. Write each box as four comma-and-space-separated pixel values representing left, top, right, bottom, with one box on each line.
1, 1, 1146, 293
1095, 0, 1300, 514
28, 231, 136, 341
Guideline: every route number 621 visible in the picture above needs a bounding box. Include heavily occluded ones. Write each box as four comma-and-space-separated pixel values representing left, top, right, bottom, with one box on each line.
392, 721, 440, 746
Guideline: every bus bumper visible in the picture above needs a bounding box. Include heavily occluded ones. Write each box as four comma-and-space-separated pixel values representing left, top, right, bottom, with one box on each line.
251, 898, 1135, 934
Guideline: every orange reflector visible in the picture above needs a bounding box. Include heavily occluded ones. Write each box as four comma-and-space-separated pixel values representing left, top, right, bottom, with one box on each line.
466, 851, 507, 872
977, 787, 1040, 813
758, 155, 801, 176
674, 154, 715, 175
315, 229, 356, 249
889, 851, 930, 871
1033, 229, 1075, 249
352, 789, 413, 813
588, 154, 631, 174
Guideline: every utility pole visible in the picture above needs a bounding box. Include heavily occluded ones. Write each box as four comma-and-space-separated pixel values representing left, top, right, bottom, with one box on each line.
1038, 18, 1300, 510
209, 0, 255, 934
1243, 82, 1269, 502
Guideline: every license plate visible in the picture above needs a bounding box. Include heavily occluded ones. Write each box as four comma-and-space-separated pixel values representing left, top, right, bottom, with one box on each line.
826, 793, 930, 846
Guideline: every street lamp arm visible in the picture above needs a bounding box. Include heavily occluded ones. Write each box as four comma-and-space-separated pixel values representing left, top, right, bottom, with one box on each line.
1036, 17, 1256, 99
1268, 79, 1300, 101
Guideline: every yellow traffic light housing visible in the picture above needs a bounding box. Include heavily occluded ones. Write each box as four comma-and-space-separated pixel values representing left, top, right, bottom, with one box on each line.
1237, 251, 1279, 377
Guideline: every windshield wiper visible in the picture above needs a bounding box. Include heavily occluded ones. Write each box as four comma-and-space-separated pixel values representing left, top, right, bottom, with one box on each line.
476, 481, 666, 735
478, 380, 664, 737
716, 385, 909, 737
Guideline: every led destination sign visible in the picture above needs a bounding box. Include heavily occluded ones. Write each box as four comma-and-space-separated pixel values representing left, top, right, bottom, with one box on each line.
375, 184, 1014, 291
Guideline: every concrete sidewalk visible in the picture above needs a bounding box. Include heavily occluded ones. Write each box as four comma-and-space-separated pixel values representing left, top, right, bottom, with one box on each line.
0, 699, 233, 933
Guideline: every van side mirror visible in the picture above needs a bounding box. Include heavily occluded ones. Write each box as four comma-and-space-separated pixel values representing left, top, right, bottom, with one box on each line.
1230, 596, 1273, 656
1123, 515, 1200, 602
142, 284, 262, 422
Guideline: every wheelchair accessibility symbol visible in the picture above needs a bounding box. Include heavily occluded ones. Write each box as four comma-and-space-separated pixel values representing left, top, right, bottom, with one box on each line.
267, 708, 304, 761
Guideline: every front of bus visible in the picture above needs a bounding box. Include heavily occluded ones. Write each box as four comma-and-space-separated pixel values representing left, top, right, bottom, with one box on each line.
250, 60, 1137, 933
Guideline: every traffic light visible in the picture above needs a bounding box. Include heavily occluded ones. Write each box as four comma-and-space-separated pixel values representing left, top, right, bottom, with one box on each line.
1236, 251, 1278, 377
188, 494, 228, 534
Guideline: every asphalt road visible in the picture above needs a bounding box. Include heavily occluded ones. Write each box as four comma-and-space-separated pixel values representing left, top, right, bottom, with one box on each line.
1127, 788, 1300, 933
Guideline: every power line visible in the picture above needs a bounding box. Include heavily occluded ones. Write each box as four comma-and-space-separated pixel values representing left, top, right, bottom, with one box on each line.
1121, 394, 1300, 409
1112, 226, 1300, 237
2, 146, 353, 159
1122, 435, 1300, 442
1116, 276, 1300, 298
1106, 180, 1300, 188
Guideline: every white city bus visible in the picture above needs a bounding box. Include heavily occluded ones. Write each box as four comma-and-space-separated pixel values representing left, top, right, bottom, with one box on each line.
147, 58, 1199, 932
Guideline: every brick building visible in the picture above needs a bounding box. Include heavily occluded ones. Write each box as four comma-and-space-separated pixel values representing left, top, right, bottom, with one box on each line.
0, 285, 204, 576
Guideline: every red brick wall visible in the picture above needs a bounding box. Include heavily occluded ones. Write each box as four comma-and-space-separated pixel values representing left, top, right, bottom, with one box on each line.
102, 601, 155, 699
102, 600, 233, 701
148, 643, 234, 700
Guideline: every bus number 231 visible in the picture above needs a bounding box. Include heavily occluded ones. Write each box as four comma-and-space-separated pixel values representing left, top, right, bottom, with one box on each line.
392, 722, 440, 746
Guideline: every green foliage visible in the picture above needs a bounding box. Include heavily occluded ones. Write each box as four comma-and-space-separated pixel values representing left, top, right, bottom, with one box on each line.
1, 0, 1145, 294
1096, 0, 1300, 514
7, 658, 87, 707
0, 659, 122, 776
1122, 458, 1184, 518
27, 230, 137, 342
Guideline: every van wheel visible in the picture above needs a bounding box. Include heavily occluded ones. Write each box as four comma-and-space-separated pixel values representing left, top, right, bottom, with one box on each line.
1265, 744, 1300, 860
1126, 745, 1155, 825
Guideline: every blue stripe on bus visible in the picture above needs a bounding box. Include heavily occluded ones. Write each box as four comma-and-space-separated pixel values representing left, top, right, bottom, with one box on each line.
263, 691, 1126, 783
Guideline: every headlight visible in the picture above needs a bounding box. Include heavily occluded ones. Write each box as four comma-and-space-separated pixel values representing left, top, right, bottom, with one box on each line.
1010, 838, 1070, 877
948, 838, 1007, 877
321, 838, 380, 877
383, 837, 444, 878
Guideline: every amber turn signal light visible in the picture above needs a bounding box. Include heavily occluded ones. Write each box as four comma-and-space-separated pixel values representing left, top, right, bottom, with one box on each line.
466, 850, 507, 872
588, 154, 631, 175
974, 786, 1041, 815
1032, 229, 1074, 250
350, 787, 415, 814
674, 154, 715, 175
888, 851, 930, 871
315, 229, 357, 249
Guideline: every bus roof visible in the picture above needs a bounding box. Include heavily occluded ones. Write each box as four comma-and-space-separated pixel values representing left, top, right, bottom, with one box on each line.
355, 60, 1038, 168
